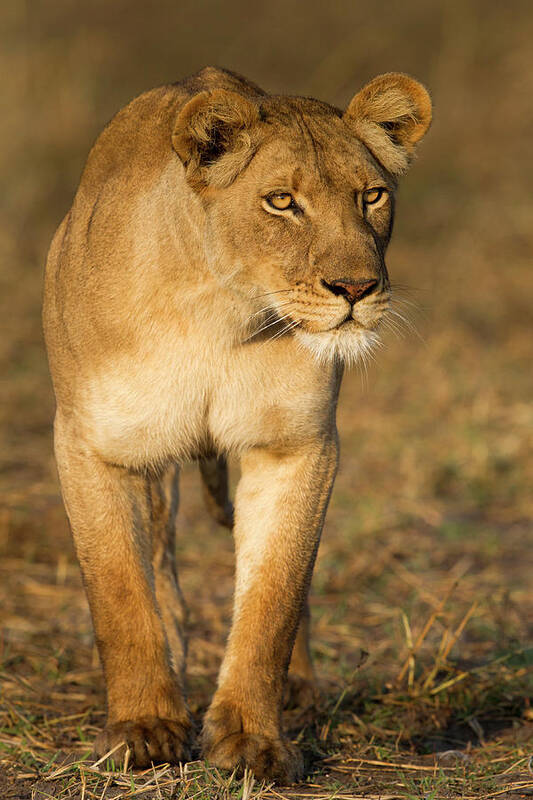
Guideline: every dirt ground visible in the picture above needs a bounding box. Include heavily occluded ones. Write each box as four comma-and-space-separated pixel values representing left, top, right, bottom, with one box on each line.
1, 1, 532, 797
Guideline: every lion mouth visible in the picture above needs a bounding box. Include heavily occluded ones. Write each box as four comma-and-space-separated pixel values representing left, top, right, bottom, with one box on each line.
336, 308, 385, 334
338, 315, 357, 328
327, 315, 361, 332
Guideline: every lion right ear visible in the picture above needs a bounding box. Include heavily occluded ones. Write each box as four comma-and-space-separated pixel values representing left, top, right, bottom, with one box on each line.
172, 90, 261, 190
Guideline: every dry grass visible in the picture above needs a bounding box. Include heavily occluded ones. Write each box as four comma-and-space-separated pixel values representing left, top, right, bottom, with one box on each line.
1, 0, 532, 797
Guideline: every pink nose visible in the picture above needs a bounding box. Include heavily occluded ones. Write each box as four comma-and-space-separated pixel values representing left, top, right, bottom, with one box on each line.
322, 278, 378, 304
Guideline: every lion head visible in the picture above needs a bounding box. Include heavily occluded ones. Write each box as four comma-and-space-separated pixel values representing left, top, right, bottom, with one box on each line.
172, 73, 431, 366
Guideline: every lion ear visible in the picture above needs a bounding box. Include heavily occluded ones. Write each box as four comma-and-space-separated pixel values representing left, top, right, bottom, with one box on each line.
344, 73, 432, 176
172, 89, 261, 190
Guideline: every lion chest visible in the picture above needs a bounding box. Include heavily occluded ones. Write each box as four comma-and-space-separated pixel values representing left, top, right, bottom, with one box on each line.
84, 334, 335, 467
206, 342, 336, 453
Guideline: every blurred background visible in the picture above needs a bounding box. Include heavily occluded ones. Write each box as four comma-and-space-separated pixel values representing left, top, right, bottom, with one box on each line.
0, 0, 532, 794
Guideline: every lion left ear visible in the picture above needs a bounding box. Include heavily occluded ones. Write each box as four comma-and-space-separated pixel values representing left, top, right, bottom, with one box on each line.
344, 73, 432, 176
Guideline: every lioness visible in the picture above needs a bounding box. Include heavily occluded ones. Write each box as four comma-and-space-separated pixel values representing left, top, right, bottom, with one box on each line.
43, 67, 431, 782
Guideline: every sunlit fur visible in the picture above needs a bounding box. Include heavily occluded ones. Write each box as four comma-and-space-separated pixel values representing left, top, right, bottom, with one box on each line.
296, 326, 382, 369
43, 66, 431, 782
246, 282, 391, 370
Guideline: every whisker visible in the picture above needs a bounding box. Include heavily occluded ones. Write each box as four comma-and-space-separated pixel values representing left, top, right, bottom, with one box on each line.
389, 308, 420, 336
268, 319, 300, 342
358, 348, 369, 390
381, 305, 426, 346
253, 289, 293, 299
390, 298, 425, 317
243, 312, 293, 342
364, 342, 380, 362
267, 318, 300, 343
363, 344, 378, 368
380, 317, 405, 340
250, 300, 292, 319
391, 296, 419, 308
292, 309, 335, 319
391, 301, 427, 328
388, 317, 407, 338
252, 316, 293, 337
389, 282, 419, 296
358, 333, 381, 386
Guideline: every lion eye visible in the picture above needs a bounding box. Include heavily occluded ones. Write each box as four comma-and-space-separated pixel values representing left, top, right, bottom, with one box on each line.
267, 192, 294, 210
363, 188, 387, 206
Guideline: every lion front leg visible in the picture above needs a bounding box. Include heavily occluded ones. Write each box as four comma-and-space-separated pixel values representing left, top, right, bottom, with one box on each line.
149, 464, 188, 684
286, 599, 317, 708
202, 438, 338, 783
54, 415, 190, 767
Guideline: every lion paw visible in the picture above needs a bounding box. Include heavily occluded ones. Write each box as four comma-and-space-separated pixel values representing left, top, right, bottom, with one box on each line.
203, 724, 303, 783
93, 717, 190, 768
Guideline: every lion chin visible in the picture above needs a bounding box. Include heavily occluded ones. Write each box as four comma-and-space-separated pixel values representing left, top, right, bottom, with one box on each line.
295, 325, 381, 368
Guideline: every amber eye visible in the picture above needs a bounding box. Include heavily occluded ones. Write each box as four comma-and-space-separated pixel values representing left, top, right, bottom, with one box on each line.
266, 192, 294, 210
363, 187, 387, 206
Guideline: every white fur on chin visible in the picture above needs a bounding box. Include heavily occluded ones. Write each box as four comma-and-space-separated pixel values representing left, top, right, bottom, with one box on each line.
295, 326, 381, 368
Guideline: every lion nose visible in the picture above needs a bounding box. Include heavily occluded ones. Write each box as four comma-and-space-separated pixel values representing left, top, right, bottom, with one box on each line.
322, 278, 379, 304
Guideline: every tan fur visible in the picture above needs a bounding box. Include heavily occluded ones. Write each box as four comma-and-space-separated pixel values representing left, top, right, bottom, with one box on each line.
344, 72, 432, 174
43, 67, 431, 782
